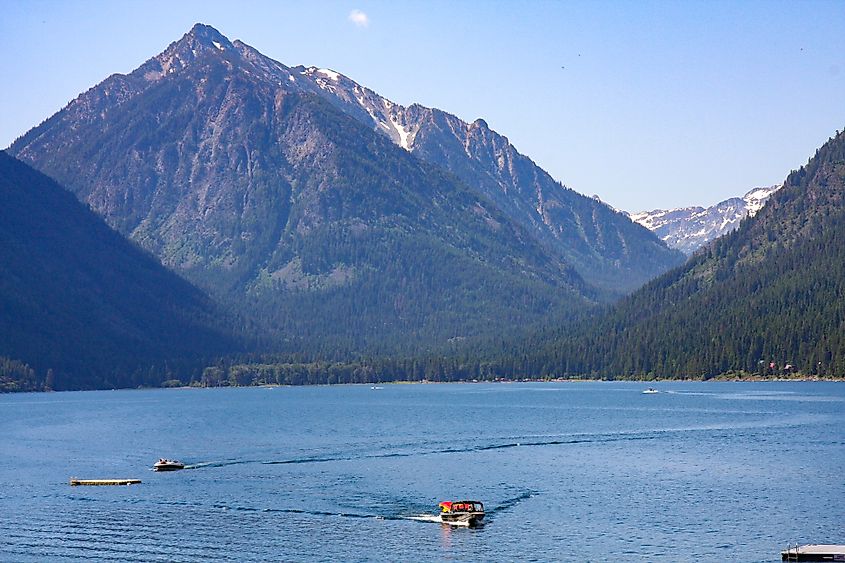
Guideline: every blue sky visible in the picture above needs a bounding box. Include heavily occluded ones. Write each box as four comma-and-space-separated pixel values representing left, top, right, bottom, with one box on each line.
2, 0, 843, 211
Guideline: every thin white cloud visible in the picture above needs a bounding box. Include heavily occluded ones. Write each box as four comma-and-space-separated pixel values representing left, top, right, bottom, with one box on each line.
348, 9, 369, 28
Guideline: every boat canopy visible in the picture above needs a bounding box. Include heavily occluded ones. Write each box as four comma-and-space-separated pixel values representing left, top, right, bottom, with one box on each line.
439, 500, 483, 512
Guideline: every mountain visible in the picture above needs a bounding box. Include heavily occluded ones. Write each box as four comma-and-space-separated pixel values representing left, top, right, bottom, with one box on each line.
256, 60, 684, 293
9, 24, 602, 353
628, 186, 780, 255
522, 129, 845, 378
0, 152, 235, 390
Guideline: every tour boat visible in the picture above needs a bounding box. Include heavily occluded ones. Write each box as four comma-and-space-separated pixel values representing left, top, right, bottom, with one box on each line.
153, 458, 185, 471
438, 500, 485, 526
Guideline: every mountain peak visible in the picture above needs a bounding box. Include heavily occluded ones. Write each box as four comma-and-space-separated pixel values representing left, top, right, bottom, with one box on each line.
185, 23, 231, 49
137, 23, 235, 82
742, 185, 780, 213
471, 118, 489, 130
630, 184, 782, 254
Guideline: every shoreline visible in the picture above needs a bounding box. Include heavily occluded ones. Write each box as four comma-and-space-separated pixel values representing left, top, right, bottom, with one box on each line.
8, 375, 842, 395
0, 374, 845, 395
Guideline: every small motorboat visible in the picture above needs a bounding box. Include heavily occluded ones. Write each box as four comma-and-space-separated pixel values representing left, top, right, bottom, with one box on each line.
642, 388, 659, 394
153, 458, 185, 471
438, 500, 485, 526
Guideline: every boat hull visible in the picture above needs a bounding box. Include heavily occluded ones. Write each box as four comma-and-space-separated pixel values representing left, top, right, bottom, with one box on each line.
440, 512, 485, 527
153, 463, 184, 472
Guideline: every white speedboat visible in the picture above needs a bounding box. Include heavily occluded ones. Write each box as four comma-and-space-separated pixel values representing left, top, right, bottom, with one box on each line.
153, 458, 185, 471
642, 388, 659, 394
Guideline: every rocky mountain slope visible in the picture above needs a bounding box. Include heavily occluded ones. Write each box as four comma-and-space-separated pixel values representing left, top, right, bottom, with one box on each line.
9, 24, 600, 353
527, 129, 845, 378
256, 56, 685, 293
629, 186, 780, 254
0, 152, 235, 390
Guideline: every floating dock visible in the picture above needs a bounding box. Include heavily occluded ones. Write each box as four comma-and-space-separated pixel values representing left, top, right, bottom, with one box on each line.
69, 478, 141, 486
782, 544, 845, 561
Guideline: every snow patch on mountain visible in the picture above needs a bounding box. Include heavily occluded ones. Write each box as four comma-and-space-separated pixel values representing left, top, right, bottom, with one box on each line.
390, 118, 412, 150
744, 187, 775, 214
316, 68, 340, 81
628, 185, 781, 255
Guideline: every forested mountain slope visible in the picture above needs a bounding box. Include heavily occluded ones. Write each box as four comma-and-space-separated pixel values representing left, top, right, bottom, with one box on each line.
8, 24, 592, 354
273, 62, 685, 293
524, 129, 845, 378
0, 152, 236, 390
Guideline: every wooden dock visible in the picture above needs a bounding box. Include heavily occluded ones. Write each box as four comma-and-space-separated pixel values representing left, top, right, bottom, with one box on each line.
69, 478, 141, 486
782, 544, 845, 561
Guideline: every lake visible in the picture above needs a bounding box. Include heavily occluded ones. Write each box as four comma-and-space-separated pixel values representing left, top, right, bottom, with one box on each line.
1, 381, 843, 561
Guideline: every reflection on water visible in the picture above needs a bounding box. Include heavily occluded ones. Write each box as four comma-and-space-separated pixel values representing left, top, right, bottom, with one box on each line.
440, 521, 453, 550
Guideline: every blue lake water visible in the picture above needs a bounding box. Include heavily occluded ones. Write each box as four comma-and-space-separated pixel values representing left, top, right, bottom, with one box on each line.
1, 381, 843, 561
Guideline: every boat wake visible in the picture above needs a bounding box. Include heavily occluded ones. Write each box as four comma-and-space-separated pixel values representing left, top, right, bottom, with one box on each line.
167, 432, 674, 472
176, 416, 827, 474
178, 459, 263, 470
207, 503, 399, 521
406, 514, 448, 524
488, 491, 534, 515
405, 514, 478, 527
208, 504, 476, 526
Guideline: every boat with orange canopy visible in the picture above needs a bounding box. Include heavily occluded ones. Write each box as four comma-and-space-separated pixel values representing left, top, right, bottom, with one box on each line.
438, 500, 485, 526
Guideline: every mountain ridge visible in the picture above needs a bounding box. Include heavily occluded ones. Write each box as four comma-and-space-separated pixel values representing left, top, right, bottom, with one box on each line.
628, 185, 780, 255
243, 45, 685, 293
9, 23, 682, 296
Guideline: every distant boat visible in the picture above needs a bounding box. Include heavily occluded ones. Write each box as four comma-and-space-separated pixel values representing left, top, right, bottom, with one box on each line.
371, 386, 383, 390
642, 388, 659, 394
153, 459, 185, 471
438, 500, 485, 527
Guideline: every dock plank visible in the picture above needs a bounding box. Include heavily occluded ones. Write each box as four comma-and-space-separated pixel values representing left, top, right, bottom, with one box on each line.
69, 478, 141, 486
